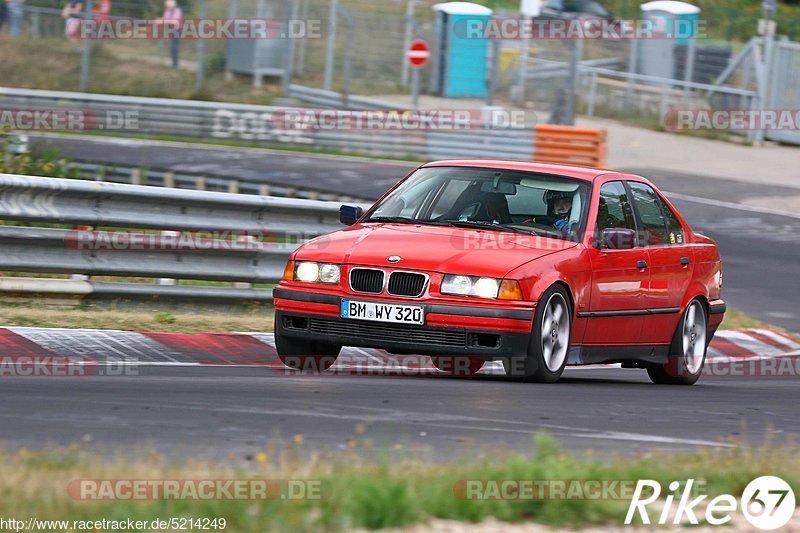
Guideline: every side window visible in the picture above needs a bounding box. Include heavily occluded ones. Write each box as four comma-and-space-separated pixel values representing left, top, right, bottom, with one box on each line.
597, 181, 636, 233
661, 202, 685, 245
628, 182, 669, 246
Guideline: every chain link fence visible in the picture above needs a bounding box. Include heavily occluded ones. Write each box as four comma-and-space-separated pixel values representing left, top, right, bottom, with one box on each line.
1, 0, 799, 142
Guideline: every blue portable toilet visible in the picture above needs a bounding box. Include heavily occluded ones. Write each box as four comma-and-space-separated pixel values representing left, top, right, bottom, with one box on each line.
429, 2, 493, 98
641, 1, 700, 46
638, 1, 701, 79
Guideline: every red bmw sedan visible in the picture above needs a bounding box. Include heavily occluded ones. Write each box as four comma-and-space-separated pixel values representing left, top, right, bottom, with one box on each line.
273, 161, 725, 384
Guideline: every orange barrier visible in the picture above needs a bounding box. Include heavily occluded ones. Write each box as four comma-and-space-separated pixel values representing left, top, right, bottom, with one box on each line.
534, 125, 607, 168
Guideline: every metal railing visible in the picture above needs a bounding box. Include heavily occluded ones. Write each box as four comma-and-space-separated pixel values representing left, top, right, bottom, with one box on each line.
0, 173, 367, 303
67, 161, 373, 203
0, 86, 537, 160
580, 64, 758, 119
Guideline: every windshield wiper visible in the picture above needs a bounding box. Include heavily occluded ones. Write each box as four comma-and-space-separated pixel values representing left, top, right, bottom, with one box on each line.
362, 216, 419, 224
364, 216, 456, 227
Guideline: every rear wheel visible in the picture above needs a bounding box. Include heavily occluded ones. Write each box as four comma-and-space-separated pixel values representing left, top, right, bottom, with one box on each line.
430, 356, 485, 376
503, 285, 571, 383
274, 317, 341, 372
647, 299, 707, 385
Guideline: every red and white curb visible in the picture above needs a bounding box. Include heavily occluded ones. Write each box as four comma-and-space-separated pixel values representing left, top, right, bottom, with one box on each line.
0, 327, 798, 378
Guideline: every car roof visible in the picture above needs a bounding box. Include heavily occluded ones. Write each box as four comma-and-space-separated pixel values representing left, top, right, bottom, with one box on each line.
420, 160, 620, 182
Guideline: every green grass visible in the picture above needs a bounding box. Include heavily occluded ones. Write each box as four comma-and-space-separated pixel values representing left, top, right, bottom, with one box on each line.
0, 298, 794, 338
1, 435, 798, 531
0, 301, 272, 332
0, 37, 280, 105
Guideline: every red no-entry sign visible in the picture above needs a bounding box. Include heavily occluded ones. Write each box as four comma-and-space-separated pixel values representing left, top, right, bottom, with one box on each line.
406, 39, 431, 69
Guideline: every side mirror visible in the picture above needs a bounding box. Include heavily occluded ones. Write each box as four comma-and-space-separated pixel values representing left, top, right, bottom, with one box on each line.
339, 205, 364, 226
600, 228, 636, 250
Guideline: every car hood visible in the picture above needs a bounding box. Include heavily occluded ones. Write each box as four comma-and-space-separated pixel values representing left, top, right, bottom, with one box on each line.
296, 223, 577, 278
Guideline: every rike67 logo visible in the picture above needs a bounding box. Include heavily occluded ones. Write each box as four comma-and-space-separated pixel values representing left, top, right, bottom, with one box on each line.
626, 476, 795, 530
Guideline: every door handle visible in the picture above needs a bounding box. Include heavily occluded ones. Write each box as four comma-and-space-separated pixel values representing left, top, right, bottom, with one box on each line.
680, 256, 691, 266
637, 260, 648, 269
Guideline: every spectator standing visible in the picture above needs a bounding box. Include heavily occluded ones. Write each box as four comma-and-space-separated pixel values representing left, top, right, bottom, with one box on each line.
62, 0, 84, 41
6, 0, 24, 37
92, 0, 110, 23
158, 0, 183, 68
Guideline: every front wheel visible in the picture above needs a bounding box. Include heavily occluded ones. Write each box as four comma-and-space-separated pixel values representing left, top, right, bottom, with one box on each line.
503, 285, 571, 383
647, 299, 707, 385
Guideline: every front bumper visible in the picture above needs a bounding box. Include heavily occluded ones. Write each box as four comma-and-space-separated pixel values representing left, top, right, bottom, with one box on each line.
274, 287, 532, 358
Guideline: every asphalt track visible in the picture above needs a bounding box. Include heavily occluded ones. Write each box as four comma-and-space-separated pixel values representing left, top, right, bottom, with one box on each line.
1, 366, 798, 460
5, 135, 797, 460
0, 328, 798, 459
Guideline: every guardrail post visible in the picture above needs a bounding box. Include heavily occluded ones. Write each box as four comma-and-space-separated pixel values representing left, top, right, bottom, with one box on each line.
130, 168, 142, 185
195, 176, 206, 191
163, 172, 176, 188
259, 184, 271, 196
233, 235, 256, 289
157, 231, 180, 286
228, 180, 240, 194
70, 224, 93, 281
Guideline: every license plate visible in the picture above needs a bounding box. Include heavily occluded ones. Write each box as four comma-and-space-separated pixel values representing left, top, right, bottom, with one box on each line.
341, 299, 424, 325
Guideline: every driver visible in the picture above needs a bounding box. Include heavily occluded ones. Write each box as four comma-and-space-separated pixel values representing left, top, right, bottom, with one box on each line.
548, 192, 573, 232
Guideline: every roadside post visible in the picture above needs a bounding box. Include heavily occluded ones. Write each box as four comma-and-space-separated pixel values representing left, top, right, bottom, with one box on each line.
79, 0, 94, 92
406, 39, 430, 109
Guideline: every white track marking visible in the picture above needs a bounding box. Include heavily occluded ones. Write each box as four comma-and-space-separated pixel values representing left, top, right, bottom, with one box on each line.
717, 331, 788, 357
2, 328, 795, 370
8, 328, 183, 363
752, 329, 800, 351
663, 191, 800, 220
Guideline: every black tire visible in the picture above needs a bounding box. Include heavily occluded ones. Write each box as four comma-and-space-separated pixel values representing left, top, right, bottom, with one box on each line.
503, 284, 572, 383
430, 356, 485, 376
647, 299, 707, 385
274, 317, 341, 372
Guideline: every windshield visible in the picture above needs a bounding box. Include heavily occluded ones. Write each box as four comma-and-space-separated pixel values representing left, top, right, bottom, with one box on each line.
364, 167, 591, 241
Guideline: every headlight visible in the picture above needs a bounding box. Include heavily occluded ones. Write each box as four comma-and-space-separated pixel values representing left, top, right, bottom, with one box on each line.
293, 261, 340, 284
441, 275, 501, 299
319, 263, 341, 284
295, 261, 320, 282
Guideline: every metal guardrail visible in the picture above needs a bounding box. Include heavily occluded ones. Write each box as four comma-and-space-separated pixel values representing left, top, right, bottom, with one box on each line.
0, 173, 366, 303
286, 85, 396, 110
0, 86, 537, 160
0, 173, 344, 235
519, 57, 624, 81
68, 161, 373, 203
